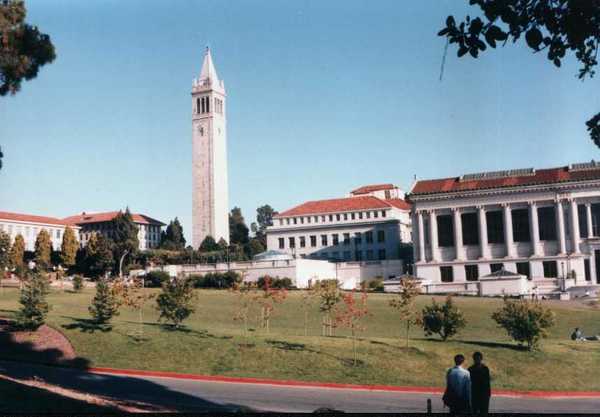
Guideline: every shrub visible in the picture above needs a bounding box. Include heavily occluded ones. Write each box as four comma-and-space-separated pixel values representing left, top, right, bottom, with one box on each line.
144, 270, 170, 288
89, 278, 120, 325
72, 274, 84, 292
491, 297, 556, 350
194, 271, 241, 289
422, 296, 466, 341
156, 277, 197, 328
15, 272, 50, 330
368, 277, 384, 292
257, 276, 293, 289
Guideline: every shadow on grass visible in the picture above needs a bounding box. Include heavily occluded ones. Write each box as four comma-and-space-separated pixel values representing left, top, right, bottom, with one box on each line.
369, 340, 429, 355
265, 339, 368, 369
121, 321, 233, 340
414, 337, 527, 352
61, 317, 112, 334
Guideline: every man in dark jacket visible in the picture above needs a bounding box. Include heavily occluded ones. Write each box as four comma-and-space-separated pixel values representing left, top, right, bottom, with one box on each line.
468, 352, 491, 415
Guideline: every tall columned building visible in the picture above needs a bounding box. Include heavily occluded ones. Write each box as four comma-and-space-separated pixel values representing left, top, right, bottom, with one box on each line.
191, 48, 230, 248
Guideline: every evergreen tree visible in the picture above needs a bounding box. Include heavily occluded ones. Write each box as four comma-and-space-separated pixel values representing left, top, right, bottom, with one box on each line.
60, 226, 78, 269
111, 208, 139, 275
89, 277, 120, 324
159, 217, 186, 250
0, 230, 10, 273
199, 235, 219, 252
254, 204, 276, 246
246, 238, 265, 258
15, 271, 50, 330
84, 233, 114, 278
34, 229, 52, 270
156, 276, 197, 328
229, 207, 249, 245
9, 233, 25, 275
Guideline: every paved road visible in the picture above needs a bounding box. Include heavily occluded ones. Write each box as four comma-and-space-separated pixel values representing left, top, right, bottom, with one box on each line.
1, 360, 598, 413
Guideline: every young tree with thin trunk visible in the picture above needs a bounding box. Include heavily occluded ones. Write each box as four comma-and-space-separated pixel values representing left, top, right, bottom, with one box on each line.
113, 276, 155, 336
255, 276, 287, 333
389, 276, 421, 347
156, 276, 197, 329
15, 271, 50, 330
316, 280, 342, 337
335, 289, 369, 366
89, 277, 120, 325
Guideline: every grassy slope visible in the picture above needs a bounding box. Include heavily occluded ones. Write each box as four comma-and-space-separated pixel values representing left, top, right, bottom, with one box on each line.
0, 288, 599, 391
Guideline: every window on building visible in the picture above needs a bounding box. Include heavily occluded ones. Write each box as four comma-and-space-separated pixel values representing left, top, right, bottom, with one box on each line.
359, 212, 363, 220
322, 216, 326, 222
440, 266, 453, 282
314, 216, 318, 223
336, 214, 341, 221
461, 212, 479, 245
486, 211, 504, 244
490, 263, 504, 273
289, 237, 295, 248
343, 213, 348, 221
300, 236, 306, 248
374, 211, 379, 218
382, 210, 387, 218
329, 215, 333, 221
516, 262, 530, 278
286, 218, 290, 225
355, 251, 362, 261
512, 208, 531, 242
307, 217, 311, 224
332, 234, 339, 245
366, 250, 374, 260
377, 230, 385, 242
321, 235, 328, 246
365, 231, 373, 244
343, 251, 351, 260
310, 235, 317, 247
278, 238, 284, 249
538, 206, 557, 241
437, 214, 454, 247
354, 232, 362, 245
293, 218, 297, 225
585, 259, 591, 281
543, 261, 558, 278
343, 233, 350, 245
378, 249, 386, 260
351, 213, 356, 220
206, 96, 210, 112
196, 97, 201, 114
465, 264, 479, 281
366, 212, 371, 219
578, 205, 588, 238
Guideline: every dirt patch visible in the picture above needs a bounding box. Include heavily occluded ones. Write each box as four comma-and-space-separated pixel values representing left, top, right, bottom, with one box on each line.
0, 319, 76, 364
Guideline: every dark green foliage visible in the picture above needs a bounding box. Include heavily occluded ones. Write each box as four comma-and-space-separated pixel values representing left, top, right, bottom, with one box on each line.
88, 278, 119, 324
82, 234, 114, 278
199, 235, 219, 252
34, 229, 52, 270
0, 230, 10, 272
156, 277, 197, 328
110, 209, 139, 273
15, 272, 50, 330
257, 276, 293, 290
0, 0, 56, 96
72, 274, 83, 292
193, 271, 241, 289
368, 278, 384, 292
245, 238, 265, 258
159, 217, 186, 250
492, 298, 556, 350
229, 207, 249, 245
144, 270, 170, 288
439, 0, 600, 147
422, 296, 466, 341
254, 204, 277, 246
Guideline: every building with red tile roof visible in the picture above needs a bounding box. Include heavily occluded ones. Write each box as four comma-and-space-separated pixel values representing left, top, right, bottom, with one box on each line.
407, 161, 600, 295
0, 211, 80, 252
64, 211, 165, 250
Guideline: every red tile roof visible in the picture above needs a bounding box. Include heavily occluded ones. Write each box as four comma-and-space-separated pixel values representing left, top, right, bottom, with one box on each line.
385, 198, 412, 210
410, 164, 600, 196
63, 211, 165, 226
275, 196, 410, 217
0, 211, 71, 226
350, 183, 395, 195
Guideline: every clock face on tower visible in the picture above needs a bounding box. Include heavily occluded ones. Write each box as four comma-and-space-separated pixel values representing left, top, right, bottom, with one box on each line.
196, 123, 204, 136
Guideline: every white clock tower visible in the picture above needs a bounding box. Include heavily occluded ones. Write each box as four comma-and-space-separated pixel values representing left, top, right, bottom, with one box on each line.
192, 48, 229, 248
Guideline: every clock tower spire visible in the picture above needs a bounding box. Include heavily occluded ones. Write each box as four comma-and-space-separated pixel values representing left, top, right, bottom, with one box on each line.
192, 47, 229, 248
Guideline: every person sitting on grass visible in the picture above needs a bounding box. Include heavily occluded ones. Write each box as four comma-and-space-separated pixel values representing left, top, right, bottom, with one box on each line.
571, 327, 586, 341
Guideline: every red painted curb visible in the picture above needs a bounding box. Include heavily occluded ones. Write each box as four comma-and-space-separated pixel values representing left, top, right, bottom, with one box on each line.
88, 366, 600, 399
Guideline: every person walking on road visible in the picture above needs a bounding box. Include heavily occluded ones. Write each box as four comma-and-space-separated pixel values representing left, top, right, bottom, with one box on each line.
443, 354, 471, 415
468, 351, 491, 415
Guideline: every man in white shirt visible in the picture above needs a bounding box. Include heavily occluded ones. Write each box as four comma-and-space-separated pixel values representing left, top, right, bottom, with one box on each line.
444, 354, 471, 414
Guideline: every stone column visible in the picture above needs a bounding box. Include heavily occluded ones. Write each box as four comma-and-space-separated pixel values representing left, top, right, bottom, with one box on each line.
529, 202, 541, 257
586, 203, 594, 238
570, 200, 580, 254
503, 203, 515, 258
429, 210, 439, 262
453, 208, 465, 261
477, 206, 490, 259
556, 200, 567, 255
417, 211, 426, 262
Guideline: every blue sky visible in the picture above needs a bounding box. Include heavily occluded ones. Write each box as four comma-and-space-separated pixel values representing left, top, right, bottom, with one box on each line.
1, 0, 599, 244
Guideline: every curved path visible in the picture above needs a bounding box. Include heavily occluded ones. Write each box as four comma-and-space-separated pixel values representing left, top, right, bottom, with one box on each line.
1, 360, 599, 413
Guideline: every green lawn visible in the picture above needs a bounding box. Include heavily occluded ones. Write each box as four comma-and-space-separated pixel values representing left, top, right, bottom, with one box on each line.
0, 288, 599, 391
